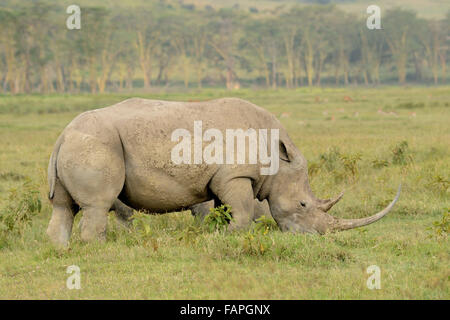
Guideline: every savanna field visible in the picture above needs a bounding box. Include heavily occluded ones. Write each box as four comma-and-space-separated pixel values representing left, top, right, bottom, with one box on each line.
0, 87, 448, 299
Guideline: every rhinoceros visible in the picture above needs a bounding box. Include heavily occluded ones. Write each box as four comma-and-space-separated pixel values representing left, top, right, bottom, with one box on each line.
47, 97, 400, 246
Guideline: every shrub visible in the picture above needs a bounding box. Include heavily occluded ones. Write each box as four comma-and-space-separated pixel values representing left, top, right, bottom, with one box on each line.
0, 180, 41, 248
391, 141, 413, 165
253, 215, 279, 234
204, 204, 233, 232
428, 209, 449, 239
0, 179, 41, 235
372, 158, 389, 169
396, 102, 425, 109
177, 225, 202, 244
308, 161, 322, 178
319, 146, 341, 171
242, 230, 274, 256
427, 175, 449, 195
340, 152, 362, 179
129, 211, 155, 246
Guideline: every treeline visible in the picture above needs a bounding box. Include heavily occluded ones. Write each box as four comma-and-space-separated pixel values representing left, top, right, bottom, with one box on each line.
0, 1, 449, 93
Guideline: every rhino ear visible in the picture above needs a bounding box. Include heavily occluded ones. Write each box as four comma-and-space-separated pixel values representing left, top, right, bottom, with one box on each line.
279, 140, 291, 162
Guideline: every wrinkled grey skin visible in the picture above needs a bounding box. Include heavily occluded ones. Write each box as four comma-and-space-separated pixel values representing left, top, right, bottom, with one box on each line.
47, 98, 400, 246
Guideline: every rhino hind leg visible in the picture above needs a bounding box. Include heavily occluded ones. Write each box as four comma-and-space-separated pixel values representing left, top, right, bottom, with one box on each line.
79, 206, 109, 242
190, 198, 220, 221
111, 199, 134, 227
47, 180, 79, 247
56, 134, 126, 243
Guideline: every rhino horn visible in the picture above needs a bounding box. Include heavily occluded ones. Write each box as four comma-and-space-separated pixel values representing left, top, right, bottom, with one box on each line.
328, 184, 401, 232
317, 191, 344, 212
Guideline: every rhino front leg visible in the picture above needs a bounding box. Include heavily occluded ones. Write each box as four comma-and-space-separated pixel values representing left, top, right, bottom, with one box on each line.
211, 178, 254, 231
254, 199, 272, 220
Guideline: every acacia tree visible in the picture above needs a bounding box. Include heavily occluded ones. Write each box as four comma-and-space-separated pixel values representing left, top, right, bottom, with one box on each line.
416, 19, 440, 84
133, 8, 161, 89
112, 12, 138, 91
0, 9, 19, 93
296, 6, 334, 86
384, 9, 419, 84
0, 3, 448, 93
241, 18, 279, 88
208, 9, 244, 89
190, 12, 210, 88
359, 25, 385, 85
169, 11, 193, 88
279, 10, 301, 88
328, 10, 359, 85
438, 12, 450, 83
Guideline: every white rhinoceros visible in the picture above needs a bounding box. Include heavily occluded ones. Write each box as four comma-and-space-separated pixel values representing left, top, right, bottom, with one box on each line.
47, 98, 400, 246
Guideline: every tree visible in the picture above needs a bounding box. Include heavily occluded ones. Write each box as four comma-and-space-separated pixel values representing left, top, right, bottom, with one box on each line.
208, 9, 244, 89
241, 18, 278, 88
384, 9, 419, 84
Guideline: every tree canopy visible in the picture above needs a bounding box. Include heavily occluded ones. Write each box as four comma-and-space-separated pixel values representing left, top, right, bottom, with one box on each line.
0, 1, 448, 93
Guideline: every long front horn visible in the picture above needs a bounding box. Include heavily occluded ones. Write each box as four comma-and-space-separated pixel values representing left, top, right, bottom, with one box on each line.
317, 191, 344, 212
331, 184, 401, 231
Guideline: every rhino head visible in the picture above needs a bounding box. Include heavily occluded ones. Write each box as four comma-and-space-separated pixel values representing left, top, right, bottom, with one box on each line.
266, 140, 401, 234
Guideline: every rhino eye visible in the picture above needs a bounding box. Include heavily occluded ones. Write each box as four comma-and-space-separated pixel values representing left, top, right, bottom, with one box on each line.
300, 201, 307, 208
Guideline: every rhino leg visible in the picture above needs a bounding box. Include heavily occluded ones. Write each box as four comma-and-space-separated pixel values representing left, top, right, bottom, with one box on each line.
253, 199, 272, 220
190, 198, 221, 221
190, 201, 212, 221
78, 207, 110, 241
191, 198, 272, 222
47, 180, 79, 247
211, 178, 254, 231
111, 199, 134, 227
56, 133, 125, 243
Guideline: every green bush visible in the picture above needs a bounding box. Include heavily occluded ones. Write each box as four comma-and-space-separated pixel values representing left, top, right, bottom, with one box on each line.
392, 140, 413, 165
0, 180, 41, 248
428, 209, 449, 239
253, 215, 279, 234
204, 204, 233, 232
340, 152, 362, 179
319, 146, 341, 171
242, 230, 274, 256
372, 158, 390, 169
396, 102, 425, 109
0, 179, 41, 234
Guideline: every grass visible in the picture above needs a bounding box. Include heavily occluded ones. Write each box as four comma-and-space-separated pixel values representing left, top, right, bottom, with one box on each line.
0, 86, 449, 299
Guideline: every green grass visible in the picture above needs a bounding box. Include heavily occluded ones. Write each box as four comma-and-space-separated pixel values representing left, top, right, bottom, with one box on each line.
0, 87, 449, 299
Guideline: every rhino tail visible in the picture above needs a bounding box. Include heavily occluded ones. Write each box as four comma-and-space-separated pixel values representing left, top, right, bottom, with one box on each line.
48, 134, 64, 200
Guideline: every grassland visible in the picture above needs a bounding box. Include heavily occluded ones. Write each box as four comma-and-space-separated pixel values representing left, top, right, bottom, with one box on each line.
0, 86, 448, 299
